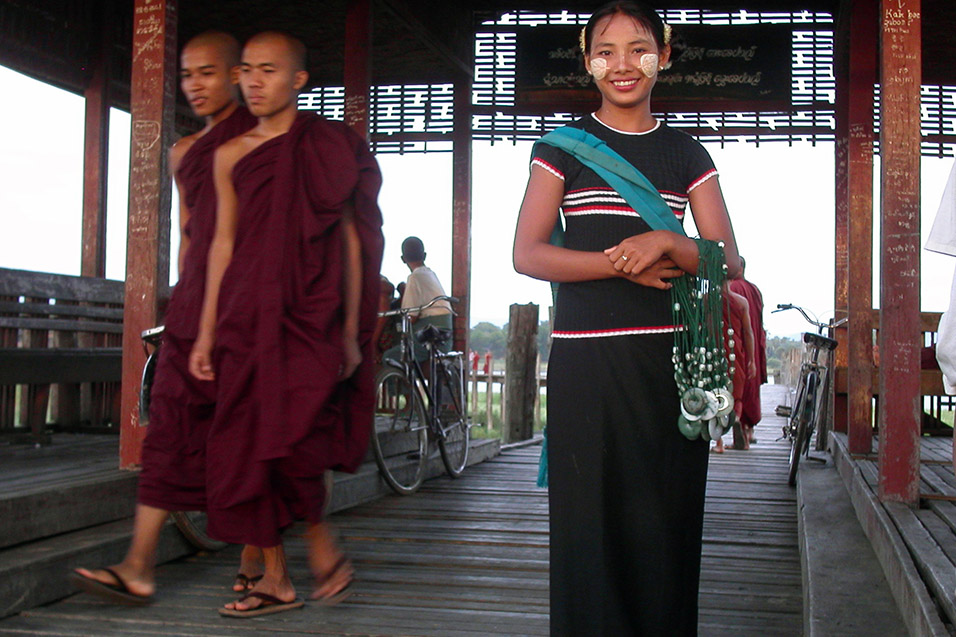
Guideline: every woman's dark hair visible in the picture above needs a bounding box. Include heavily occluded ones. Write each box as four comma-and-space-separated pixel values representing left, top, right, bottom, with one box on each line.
582, 1, 682, 62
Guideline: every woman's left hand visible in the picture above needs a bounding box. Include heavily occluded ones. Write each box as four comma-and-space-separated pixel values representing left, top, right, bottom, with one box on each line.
623, 257, 684, 289
604, 230, 673, 275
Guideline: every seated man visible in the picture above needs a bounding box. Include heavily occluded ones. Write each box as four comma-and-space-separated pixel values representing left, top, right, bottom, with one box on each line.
384, 236, 453, 364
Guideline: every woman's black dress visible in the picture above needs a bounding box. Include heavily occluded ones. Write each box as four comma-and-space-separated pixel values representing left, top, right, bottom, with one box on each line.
534, 114, 719, 636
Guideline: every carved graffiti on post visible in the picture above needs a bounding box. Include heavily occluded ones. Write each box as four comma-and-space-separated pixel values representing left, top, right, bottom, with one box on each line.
121, 0, 176, 468
846, 1, 877, 454
877, 0, 921, 505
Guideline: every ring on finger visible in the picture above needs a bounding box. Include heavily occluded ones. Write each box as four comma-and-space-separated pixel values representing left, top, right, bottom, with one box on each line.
621, 255, 629, 262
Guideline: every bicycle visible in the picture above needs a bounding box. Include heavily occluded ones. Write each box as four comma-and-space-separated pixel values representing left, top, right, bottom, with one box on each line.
772, 304, 845, 486
372, 295, 470, 495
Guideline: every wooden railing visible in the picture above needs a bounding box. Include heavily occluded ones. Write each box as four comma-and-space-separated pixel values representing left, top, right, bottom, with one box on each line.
833, 310, 951, 431
0, 267, 124, 442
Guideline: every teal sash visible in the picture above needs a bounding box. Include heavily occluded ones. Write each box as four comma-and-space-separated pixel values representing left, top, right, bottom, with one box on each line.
533, 125, 686, 238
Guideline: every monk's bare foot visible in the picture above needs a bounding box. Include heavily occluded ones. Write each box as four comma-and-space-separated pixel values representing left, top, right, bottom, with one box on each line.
73, 565, 155, 599
711, 438, 725, 454
311, 557, 353, 602
233, 545, 265, 591
224, 573, 296, 612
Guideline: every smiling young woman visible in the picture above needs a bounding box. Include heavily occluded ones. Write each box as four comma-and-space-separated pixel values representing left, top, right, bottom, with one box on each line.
512, 2, 741, 635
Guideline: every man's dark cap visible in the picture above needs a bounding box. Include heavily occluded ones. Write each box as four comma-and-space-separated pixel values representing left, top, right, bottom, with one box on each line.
401, 236, 425, 261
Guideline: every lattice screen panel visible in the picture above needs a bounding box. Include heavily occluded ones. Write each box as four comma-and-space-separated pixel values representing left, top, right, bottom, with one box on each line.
295, 7, 956, 156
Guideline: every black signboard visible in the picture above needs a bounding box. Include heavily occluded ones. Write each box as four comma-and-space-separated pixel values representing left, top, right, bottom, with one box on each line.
515, 24, 793, 110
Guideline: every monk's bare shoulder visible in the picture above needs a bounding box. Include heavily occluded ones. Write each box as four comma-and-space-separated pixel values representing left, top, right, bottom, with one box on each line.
169, 132, 201, 174
214, 129, 270, 171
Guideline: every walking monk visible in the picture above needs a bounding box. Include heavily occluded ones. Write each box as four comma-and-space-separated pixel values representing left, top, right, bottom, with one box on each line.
188, 31, 384, 617
71, 31, 257, 603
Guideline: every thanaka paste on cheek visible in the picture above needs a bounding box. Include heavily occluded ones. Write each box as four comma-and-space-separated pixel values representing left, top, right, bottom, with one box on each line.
640, 53, 659, 78
588, 57, 608, 81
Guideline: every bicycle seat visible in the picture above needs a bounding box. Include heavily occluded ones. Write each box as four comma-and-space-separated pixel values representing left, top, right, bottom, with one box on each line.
803, 332, 838, 351
416, 324, 453, 345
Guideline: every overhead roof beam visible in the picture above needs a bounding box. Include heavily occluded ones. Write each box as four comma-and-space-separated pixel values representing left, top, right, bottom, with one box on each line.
377, 0, 474, 79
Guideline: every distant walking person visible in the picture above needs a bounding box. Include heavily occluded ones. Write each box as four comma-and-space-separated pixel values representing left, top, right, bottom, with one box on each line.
513, 2, 741, 634
729, 257, 766, 447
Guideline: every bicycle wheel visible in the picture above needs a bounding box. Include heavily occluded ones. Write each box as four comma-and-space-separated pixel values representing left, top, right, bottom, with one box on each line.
787, 371, 818, 487
372, 367, 428, 495
138, 348, 160, 427
171, 511, 228, 551
437, 360, 470, 477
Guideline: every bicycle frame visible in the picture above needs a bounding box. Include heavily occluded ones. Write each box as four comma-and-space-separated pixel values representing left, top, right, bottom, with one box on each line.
380, 296, 466, 440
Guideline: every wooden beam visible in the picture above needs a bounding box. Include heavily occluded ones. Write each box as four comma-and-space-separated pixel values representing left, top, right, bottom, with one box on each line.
120, 0, 177, 469
877, 0, 922, 505
451, 74, 472, 357
377, 0, 473, 79
847, 0, 877, 454
344, 0, 372, 140
832, 8, 850, 435
81, 3, 111, 279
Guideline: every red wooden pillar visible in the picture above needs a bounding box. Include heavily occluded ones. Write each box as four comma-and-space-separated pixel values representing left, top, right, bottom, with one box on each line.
82, 8, 111, 279
344, 0, 372, 140
847, 0, 877, 454
832, 16, 849, 435
877, 0, 922, 504
451, 75, 472, 356
120, 0, 177, 468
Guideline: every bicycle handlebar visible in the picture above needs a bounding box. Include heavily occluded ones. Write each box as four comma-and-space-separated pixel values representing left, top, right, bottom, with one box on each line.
772, 303, 847, 332
378, 295, 459, 318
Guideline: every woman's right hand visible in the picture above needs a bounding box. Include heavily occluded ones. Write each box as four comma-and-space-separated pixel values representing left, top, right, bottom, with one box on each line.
623, 256, 684, 290
188, 335, 215, 381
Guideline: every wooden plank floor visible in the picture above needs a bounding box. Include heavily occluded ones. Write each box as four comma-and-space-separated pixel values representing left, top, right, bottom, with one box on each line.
0, 385, 801, 635
0, 433, 121, 492
853, 434, 956, 629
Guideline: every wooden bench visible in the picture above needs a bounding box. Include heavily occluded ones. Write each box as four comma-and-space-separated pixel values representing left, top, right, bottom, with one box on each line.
0, 267, 124, 442
833, 310, 951, 434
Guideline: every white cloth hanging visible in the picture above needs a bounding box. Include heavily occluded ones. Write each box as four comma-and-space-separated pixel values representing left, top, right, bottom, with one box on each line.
928, 160, 956, 393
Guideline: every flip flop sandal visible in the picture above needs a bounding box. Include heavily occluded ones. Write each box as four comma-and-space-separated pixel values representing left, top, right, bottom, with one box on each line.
218, 592, 305, 618
233, 573, 263, 590
310, 556, 353, 605
69, 567, 152, 606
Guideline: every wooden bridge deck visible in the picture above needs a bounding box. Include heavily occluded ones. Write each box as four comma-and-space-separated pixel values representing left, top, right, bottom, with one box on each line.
0, 386, 801, 635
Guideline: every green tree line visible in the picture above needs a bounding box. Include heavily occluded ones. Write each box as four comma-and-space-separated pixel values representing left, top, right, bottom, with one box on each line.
470, 321, 553, 362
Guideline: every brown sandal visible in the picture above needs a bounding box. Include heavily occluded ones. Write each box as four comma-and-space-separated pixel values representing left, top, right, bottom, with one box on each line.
218, 591, 304, 618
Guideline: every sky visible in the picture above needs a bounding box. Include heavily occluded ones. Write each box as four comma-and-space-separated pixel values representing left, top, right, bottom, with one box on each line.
1, 64, 953, 339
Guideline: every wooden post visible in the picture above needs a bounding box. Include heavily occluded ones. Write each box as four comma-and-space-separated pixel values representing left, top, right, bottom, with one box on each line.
503, 303, 538, 443
65, 3, 113, 429
485, 352, 493, 431
344, 0, 372, 140
877, 0, 922, 505
533, 350, 541, 432
82, 3, 111, 280
847, 0, 877, 454
120, 0, 177, 468
451, 73, 472, 357
832, 12, 850, 435
470, 352, 479, 413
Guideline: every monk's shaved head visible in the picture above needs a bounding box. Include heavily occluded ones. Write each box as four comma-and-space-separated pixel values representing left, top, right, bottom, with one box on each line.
245, 31, 307, 71
184, 31, 241, 68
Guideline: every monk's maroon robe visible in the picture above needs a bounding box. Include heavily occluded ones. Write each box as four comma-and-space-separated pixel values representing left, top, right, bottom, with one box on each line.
205, 112, 384, 547
137, 107, 257, 511
729, 278, 767, 428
